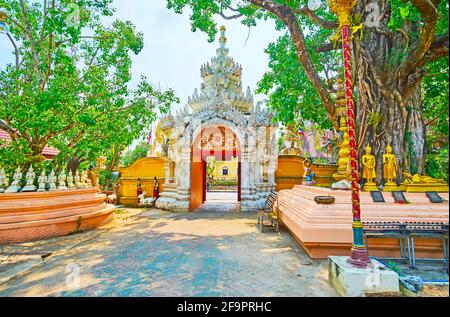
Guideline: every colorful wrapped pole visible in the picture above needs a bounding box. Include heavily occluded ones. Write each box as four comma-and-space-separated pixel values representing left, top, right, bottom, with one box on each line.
329, 0, 371, 268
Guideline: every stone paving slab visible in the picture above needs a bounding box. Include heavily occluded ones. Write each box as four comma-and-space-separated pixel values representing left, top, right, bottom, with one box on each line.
0, 207, 336, 297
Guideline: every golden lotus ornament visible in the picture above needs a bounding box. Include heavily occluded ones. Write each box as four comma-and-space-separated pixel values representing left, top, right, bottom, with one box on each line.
328, 0, 357, 25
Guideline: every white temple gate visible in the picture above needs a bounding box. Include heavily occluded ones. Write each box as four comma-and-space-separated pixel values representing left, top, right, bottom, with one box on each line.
156, 26, 278, 212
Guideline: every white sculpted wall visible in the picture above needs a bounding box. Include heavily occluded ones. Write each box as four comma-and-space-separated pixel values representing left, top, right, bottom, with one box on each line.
156, 26, 278, 212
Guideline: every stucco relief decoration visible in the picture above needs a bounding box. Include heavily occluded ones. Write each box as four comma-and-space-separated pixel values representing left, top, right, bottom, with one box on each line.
156, 26, 278, 212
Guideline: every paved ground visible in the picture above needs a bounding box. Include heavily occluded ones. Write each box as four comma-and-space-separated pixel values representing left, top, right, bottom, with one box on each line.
0, 205, 336, 297
205, 191, 238, 203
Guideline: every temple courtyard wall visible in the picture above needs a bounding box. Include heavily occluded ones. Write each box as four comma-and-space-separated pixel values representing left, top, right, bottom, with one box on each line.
115, 155, 338, 207
116, 157, 168, 206
275, 155, 336, 190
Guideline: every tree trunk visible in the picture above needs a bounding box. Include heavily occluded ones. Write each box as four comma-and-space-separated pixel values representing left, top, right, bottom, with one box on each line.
353, 0, 426, 184
66, 150, 88, 174
405, 88, 426, 175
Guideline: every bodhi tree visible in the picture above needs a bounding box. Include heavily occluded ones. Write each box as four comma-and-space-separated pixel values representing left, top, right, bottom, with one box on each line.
165, 0, 448, 182
0, 0, 178, 173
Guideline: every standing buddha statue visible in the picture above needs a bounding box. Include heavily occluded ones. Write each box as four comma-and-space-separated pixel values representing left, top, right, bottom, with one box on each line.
153, 177, 160, 198
382, 144, 399, 191
362, 144, 377, 191
137, 178, 143, 197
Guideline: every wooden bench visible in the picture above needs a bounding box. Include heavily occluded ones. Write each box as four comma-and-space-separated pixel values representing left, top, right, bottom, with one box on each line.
257, 191, 279, 234
363, 221, 449, 268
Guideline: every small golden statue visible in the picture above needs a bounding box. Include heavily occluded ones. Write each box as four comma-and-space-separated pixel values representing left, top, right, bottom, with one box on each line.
362, 144, 377, 191
87, 166, 99, 188
383, 144, 397, 183
382, 144, 399, 191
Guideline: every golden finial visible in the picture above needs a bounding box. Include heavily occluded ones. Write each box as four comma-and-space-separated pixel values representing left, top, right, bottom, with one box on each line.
328, 0, 357, 27
218, 25, 227, 50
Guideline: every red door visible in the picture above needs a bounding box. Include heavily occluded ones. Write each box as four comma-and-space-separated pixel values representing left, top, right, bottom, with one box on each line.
202, 159, 207, 203
190, 160, 205, 210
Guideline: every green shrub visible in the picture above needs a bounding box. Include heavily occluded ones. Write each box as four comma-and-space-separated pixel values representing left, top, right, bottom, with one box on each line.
209, 180, 238, 186
426, 146, 449, 183
121, 141, 150, 167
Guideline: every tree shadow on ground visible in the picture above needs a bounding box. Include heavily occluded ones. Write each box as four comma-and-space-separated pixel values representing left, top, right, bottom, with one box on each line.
0, 208, 335, 297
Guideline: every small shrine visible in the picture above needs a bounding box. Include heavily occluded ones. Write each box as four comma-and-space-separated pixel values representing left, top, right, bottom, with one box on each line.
155, 26, 278, 212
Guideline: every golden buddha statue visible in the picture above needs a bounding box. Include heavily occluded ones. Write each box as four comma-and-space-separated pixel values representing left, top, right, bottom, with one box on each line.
332, 117, 350, 182
383, 145, 397, 183
362, 144, 377, 191
382, 144, 400, 191
402, 172, 449, 193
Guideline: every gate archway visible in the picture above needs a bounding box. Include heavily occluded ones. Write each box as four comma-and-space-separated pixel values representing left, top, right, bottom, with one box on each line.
190, 125, 241, 210
155, 26, 278, 213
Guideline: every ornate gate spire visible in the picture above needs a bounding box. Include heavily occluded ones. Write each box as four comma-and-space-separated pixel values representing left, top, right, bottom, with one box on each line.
189, 26, 253, 113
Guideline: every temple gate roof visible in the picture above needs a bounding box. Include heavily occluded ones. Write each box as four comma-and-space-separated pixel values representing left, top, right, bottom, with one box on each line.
188, 26, 253, 113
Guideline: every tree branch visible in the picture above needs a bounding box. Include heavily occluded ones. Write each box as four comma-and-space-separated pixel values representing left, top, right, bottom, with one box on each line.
245, 0, 336, 127
292, 7, 337, 30
55, 36, 110, 47
66, 130, 86, 149
425, 107, 449, 126
219, 0, 245, 19
315, 42, 337, 53
426, 33, 449, 62
18, 0, 40, 78
399, 0, 439, 83
219, 9, 244, 20
6, 33, 19, 70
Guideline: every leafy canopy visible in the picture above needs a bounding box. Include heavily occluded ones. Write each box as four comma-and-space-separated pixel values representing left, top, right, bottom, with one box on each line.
0, 0, 178, 172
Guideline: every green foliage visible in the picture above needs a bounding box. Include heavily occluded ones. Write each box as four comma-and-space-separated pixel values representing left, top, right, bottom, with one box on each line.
387, 261, 402, 275
367, 112, 383, 130
206, 157, 216, 179
423, 59, 449, 138
209, 179, 238, 186
257, 34, 337, 129
99, 169, 113, 188
426, 146, 449, 183
166, 0, 222, 42
422, 58, 448, 181
0, 0, 178, 170
120, 141, 150, 167
387, 0, 421, 30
